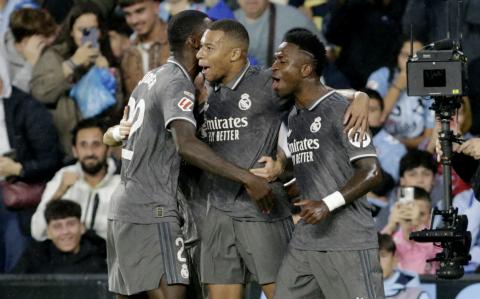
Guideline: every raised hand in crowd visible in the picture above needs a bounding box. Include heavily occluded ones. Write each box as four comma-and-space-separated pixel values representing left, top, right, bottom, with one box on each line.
22, 35, 47, 66
70, 41, 100, 67
0, 156, 22, 177
457, 138, 480, 160
50, 171, 80, 201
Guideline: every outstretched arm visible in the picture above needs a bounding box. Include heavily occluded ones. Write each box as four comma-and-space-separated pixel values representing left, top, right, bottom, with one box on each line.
170, 120, 275, 212
296, 157, 382, 224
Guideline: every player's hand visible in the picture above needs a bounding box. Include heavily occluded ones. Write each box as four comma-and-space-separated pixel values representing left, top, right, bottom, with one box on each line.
119, 106, 132, 139
344, 91, 369, 141
244, 174, 275, 213
294, 199, 330, 224
457, 138, 480, 160
249, 156, 283, 182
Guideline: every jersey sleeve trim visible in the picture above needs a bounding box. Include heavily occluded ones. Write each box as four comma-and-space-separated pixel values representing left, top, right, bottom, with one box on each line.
165, 117, 197, 129
349, 153, 378, 162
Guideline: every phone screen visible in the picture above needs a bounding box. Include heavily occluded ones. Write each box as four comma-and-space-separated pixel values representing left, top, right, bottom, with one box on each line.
398, 187, 415, 204
81, 27, 99, 48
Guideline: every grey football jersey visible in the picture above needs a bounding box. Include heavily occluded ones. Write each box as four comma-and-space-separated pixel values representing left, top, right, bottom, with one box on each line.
287, 91, 378, 250
108, 58, 197, 224
200, 64, 291, 221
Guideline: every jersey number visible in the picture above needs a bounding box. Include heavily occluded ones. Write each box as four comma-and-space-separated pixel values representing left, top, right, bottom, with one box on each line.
175, 237, 187, 263
127, 96, 146, 138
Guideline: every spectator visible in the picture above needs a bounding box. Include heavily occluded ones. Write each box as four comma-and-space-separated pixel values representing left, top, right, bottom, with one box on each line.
0, 51, 62, 272
234, 0, 320, 66
378, 233, 430, 299
324, 0, 407, 89
0, 0, 39, 40
106, 11, 132, 65
31, 1, 117, 157
382, 187, 441, 275
158, 0, 206, 22
365, 88, 407, 182
367, 39, 434, 149
11, 199, 106, 274
2, 8, 57, 93
375, 149, 438, 230
119, 0, 170, 96
31, 118, 120, 241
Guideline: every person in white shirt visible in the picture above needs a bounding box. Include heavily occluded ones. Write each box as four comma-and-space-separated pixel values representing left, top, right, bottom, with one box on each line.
31, 118, 120, 241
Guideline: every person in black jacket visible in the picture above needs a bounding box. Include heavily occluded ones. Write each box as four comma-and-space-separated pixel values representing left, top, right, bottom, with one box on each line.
0, 52, 63, 272
11, 199, 106, 274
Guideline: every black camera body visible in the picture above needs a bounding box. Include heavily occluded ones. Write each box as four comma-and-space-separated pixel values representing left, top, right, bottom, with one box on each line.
407, 49, 467, 97
410, 207, 471, 279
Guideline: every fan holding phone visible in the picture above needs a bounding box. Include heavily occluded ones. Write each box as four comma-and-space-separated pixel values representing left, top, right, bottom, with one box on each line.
31, 2, 117, 157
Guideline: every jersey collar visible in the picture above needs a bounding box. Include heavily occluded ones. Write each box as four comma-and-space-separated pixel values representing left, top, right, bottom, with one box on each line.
307, 90, 336, 111
167, 57, 192, 83
214, 60, 251, 92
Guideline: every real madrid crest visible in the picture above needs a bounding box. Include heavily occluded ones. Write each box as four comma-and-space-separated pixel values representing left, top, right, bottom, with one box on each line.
310, 117, 322, 133
238, 93, 251, 110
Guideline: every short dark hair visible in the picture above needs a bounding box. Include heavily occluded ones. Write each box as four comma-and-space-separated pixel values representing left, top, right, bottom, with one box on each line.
118, 0, 156, 8
362, 88, 384, 111
71, 117, 107, 146
378, 233, 396, 254
10, 8, 57, 42
168, 10, 208, 53
283, 28, 326, 77
399, 149, 437, 177
412, 186, 431, 203
208, 19, 249, 50
45, 200, 82, 224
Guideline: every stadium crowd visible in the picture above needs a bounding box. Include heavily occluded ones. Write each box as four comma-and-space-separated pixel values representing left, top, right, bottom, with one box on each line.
1, 0, 480, 298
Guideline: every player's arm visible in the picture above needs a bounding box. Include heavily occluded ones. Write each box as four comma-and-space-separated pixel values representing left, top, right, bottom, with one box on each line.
103, 107, 132, 146
170, 120, 275, 212
296, 157, 382, 224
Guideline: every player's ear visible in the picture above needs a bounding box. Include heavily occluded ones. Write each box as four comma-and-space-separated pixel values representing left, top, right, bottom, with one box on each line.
301, 63, 313, 77
230, 48, 242, 62
187, 36, 200, 51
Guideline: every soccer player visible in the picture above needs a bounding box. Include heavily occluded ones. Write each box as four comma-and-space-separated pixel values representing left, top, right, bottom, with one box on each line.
195, 20, 372, 299
104, 11, 273, 299
271, 29, 384, 298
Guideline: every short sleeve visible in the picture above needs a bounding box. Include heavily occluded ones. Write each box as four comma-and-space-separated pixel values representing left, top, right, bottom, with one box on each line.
159, 79, 197, 129
331, 98, 378, 162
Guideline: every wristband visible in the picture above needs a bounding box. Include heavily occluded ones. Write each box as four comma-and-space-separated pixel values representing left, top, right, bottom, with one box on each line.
66, 58, 78, 71
322, 191, 346, 212
112, 126, 123, 142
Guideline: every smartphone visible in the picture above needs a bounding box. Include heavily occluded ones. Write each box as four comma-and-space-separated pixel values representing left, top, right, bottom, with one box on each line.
398, 187, 415, 204
81, 27, 99, 48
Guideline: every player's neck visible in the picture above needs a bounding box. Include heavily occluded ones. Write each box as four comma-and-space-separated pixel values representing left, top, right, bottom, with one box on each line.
221, 59, 248, 86
174, 51, 198, 80
295, 80, 329, 109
